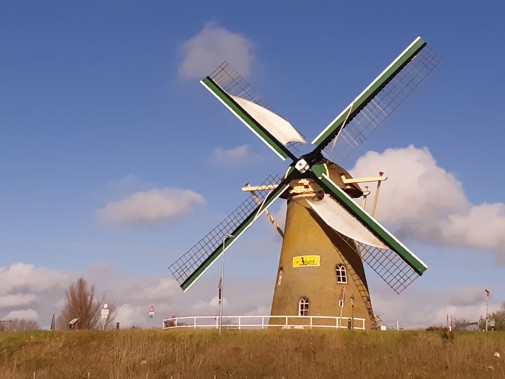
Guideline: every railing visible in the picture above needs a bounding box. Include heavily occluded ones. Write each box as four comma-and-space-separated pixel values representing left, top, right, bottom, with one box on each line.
162, 315, 365, 330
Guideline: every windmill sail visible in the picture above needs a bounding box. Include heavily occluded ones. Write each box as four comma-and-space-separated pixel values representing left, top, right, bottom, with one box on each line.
169, 174, 289, 291
306, 196, 387, 249
202, 62, 305, 160
309, 163, 427, 292
360, 241, 422, 294
306, 195, 423, 293
230, 95, 305, 145
312, 37, 441, 162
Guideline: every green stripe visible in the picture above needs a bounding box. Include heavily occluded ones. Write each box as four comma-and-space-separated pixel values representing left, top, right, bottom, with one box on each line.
201, 77, 293, 161
311, 163, 427, 274
313, 37, 427, 148
181, 180, 291, 291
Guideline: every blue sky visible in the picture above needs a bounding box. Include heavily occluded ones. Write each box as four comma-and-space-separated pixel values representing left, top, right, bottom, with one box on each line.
1, 0, 504, 329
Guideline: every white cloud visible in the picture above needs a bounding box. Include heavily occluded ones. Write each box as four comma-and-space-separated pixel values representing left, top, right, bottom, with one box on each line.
351, 145, 468, 226
115, 304, 144, 328
136, 278, 180, 302
0, 263, 68, 296
0, 263, 68, 325
3, 309, 39, 321
96, 188, 205, 226
350, 145, 505, 261
441, 203, 505, 258
179, 21, 255, 79
371, 284, 491, 329
209, 145, 258, 166
0, 294, 36, 309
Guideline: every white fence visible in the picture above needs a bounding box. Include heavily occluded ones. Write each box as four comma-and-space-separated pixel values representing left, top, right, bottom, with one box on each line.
162, 315, 365, 330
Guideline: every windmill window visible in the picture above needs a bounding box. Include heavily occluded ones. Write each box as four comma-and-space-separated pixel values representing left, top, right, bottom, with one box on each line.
277, 267, 283, 286
298, 297, 309, 316
336, 264, 347, 283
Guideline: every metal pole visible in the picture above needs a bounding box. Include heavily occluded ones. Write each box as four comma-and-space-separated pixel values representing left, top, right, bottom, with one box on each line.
218, 247, 223, 334
351, 293, 355, 330
219, 234, 234, 334
484, 289, 490, 331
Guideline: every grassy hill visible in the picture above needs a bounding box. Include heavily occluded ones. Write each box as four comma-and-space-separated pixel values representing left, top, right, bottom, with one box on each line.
1, 328, 504, 378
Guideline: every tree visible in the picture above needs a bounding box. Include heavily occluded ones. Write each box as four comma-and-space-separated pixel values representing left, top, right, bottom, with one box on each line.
57, 277, 102, 330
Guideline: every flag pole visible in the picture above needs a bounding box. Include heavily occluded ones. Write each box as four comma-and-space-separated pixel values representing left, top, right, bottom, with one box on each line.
219, 234, 234, 334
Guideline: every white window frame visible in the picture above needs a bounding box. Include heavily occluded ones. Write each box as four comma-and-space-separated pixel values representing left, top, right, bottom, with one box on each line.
336, 264, 348, 283
298, 297, 309, 316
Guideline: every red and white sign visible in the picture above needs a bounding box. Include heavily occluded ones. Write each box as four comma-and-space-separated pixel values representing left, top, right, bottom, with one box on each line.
149, 306, 155, 318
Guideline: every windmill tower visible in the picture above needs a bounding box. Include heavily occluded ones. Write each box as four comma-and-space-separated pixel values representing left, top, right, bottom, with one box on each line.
169, 37, 440, 329
266, 163, 377, 329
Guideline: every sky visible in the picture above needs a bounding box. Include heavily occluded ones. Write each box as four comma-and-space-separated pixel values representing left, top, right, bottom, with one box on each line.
1, 0, 505, 330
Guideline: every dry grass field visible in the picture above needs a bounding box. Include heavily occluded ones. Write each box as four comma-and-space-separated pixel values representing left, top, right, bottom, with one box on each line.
1, 328, 504, 378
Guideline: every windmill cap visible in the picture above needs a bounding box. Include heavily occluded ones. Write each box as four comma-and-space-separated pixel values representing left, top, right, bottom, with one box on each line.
326, 161, 363, 198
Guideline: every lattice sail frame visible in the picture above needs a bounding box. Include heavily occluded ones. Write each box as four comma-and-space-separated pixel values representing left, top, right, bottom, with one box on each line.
314, 40, 441, 162
169, 174, 286, 291
361, 243, 419, 294
339, 233, 420, 294
207, 62, 305, 155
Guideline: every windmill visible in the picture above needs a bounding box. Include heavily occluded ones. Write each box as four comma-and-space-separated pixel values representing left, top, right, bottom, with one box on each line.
169, 37, 440, 329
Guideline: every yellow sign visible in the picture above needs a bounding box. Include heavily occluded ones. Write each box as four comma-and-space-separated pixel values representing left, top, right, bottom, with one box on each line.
293, 255, 320, 267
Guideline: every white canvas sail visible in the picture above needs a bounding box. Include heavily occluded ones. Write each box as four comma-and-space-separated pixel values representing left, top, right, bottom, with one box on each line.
306, 196, 387, 249
231, 95, 306, 145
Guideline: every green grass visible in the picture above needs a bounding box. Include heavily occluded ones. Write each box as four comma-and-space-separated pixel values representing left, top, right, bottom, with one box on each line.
1, 329, 504, 378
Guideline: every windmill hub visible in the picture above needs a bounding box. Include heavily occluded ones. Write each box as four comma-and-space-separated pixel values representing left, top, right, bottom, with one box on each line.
294, 158, 310, 173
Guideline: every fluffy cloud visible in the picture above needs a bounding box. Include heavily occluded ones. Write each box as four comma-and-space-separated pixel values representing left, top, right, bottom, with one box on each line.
371, 284, 490, 329
134, 278, 180, 303
0, 263, 68, 323
441, 203, 505, 258
351, 145, 468, 226
350, 145, 505, 261
179, 21, 255, 79
3, 309, 39, 321
96, 188, 204, 226
0, 294, 36, 309
115, 304, 145, 328
0, 263, 68, 296
209, 145, 258, 166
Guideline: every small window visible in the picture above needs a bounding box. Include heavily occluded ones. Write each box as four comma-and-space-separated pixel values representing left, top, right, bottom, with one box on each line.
336, 264, 347, 283
298, 297, 309, 316
277, 267, 284, 286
